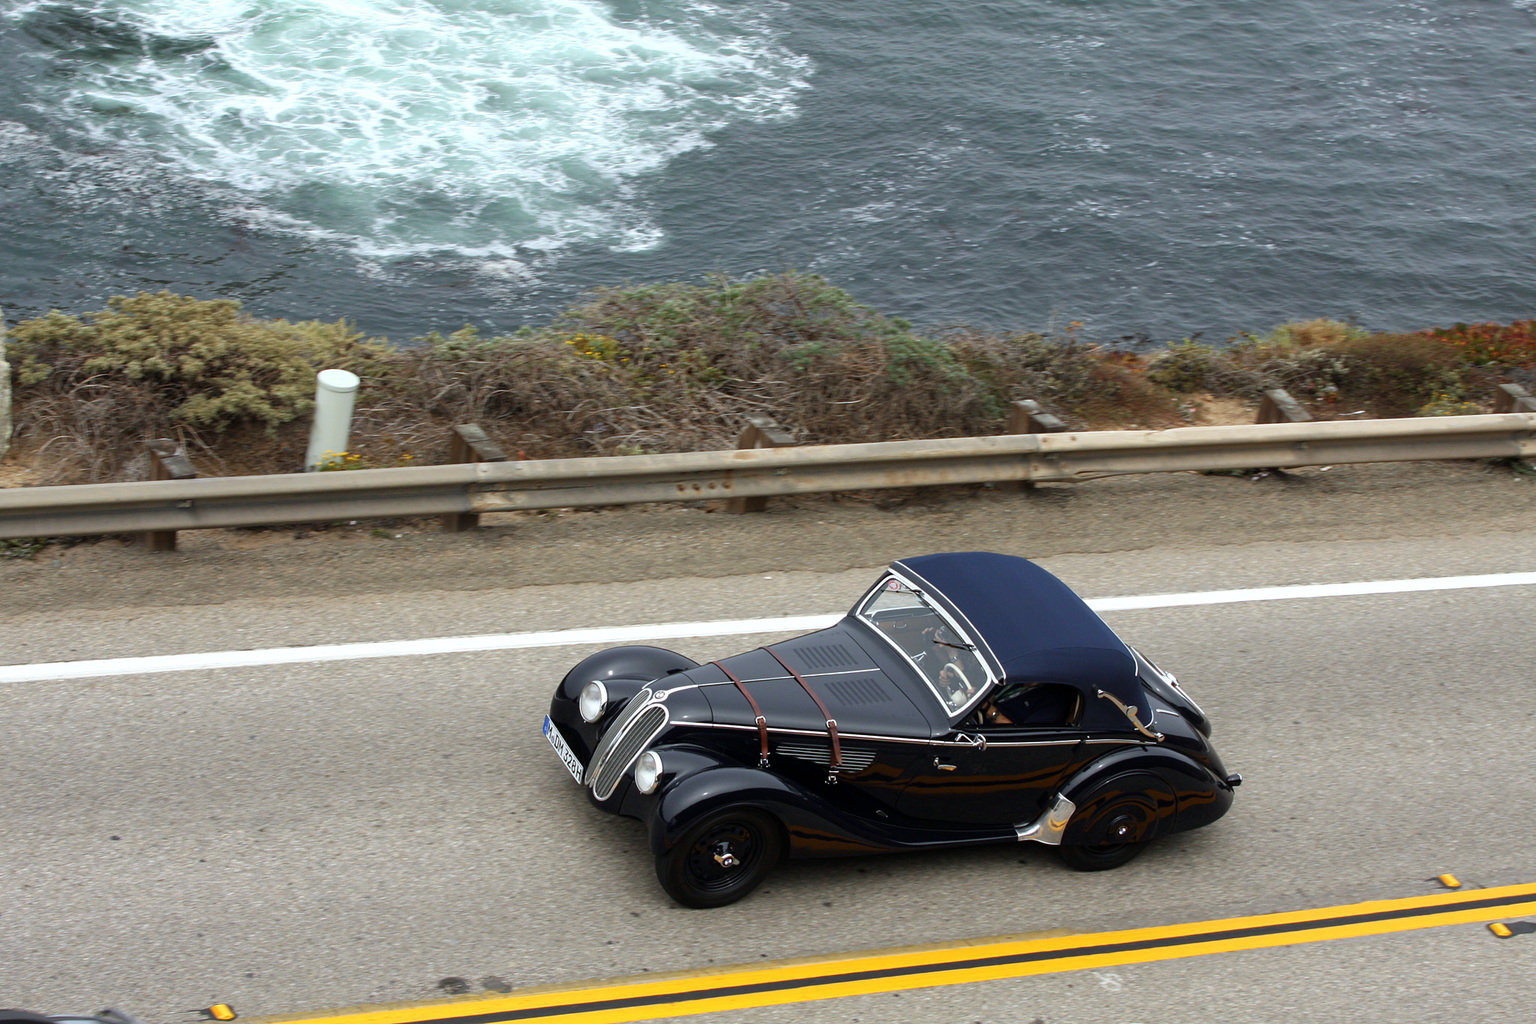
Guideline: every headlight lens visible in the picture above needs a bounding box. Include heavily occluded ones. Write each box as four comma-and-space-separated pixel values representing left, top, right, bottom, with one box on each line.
634, 750, 664, 794
578, 680, 608, 723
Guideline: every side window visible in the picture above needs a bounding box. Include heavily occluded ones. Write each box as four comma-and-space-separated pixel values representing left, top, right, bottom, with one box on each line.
980, 683, 1083, 729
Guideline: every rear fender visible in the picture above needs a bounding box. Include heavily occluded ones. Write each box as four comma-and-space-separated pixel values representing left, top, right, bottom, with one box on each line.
1058, 747, 1228, 845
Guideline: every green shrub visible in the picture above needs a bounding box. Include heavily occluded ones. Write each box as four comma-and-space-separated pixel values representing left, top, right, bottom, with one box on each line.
1251, 318, 1369, 350
1147, 340, 1218, 392
1416, 393, 1481, 416
1, 537, 48, 560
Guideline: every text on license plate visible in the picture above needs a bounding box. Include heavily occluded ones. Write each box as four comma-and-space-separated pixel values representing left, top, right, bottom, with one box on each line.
543, 716, 585, 785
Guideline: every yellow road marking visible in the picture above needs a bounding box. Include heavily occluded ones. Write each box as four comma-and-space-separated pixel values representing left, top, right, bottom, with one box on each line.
260, 881, 1536, 1024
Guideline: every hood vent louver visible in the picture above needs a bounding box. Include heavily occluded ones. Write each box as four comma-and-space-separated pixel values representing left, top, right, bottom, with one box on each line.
795, 643, 859, 670
823, 676, 893, 706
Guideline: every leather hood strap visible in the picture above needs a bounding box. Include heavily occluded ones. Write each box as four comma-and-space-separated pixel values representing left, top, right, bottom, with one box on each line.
763, 646, 842, 770
712, 661, 769, 767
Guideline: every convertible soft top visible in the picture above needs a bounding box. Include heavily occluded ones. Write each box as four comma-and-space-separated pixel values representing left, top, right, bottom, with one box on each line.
892, 552, 1145, 712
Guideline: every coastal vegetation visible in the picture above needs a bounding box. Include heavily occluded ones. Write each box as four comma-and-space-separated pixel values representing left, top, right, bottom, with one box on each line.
3, 272, 1533, 484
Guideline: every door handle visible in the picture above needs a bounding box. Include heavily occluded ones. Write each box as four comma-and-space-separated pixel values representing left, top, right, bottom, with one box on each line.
933, 757, 957, 772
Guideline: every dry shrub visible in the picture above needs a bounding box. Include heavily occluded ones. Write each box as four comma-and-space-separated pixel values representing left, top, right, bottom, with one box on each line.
1330, 332, 1463, 416
9, 291, 386, 481
1189, 321, 1465, 416
373, 273, 1010, 457
371, 326, 661, 460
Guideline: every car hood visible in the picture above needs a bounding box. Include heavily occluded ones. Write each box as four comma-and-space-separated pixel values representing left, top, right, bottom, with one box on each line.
677, 623, 934, 739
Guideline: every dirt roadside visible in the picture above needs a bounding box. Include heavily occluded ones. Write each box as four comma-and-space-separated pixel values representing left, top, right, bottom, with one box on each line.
1, 459, 1531, 616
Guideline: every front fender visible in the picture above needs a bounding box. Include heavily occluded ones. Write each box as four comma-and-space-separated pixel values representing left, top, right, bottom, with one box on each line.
645, 758, 895, 859
557, 645, 699, 701
550, 647, 700, 764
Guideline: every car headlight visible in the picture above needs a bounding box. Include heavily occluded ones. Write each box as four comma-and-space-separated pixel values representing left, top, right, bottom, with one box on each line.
633, 750, 664, 794
579, 680, 608, 723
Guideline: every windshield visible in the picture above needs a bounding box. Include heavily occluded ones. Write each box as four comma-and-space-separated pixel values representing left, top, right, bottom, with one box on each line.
858, 576, 993, 716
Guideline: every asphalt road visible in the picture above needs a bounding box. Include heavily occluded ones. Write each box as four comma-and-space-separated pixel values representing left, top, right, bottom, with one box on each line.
3, 471, 1535, 1024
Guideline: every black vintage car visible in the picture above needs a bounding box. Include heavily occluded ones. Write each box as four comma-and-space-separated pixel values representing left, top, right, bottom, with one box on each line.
544, 552, 1239, 907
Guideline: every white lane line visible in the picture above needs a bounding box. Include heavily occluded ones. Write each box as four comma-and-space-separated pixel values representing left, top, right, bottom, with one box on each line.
1086, 570, 1536, 611
2, 571, 1533, 685
0, 615, 843, 684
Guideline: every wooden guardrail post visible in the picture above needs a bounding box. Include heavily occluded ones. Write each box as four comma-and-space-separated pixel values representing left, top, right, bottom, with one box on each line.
1007, 399, 1068, 436
1001, 399, 1068, 492
1256, 389, 1312, 424
727, 415, 794, 513
1493, 384, 1536, 471
1493, 383, 1536, 414
442, 424, 510, 532
142, 440, 197, 551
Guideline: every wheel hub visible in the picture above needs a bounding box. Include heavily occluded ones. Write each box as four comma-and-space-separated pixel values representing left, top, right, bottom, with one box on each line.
712, 843, 739, 869
1107, 813, 1136, 841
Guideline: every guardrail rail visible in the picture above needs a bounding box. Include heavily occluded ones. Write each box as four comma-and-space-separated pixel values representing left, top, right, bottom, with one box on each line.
1, 413, 1532, 541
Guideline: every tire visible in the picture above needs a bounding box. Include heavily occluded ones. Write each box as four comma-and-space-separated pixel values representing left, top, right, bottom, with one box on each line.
1057, 840, 1144, 871
655, 808, 783, 908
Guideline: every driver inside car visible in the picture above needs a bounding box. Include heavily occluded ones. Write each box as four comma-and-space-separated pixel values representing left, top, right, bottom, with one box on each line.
977, 683, 1081, 728
937, 661, 977, 706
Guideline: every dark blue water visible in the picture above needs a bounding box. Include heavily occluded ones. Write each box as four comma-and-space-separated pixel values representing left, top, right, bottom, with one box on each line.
2, 0, 1534, 343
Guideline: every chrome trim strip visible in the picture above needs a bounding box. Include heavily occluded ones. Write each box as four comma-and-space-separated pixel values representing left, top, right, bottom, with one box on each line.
1015, 793, 1076, 845
683, 722, 937, 745
695, 666, 876, 687
937, 737, 1081, 748
683, 721, 1087, 749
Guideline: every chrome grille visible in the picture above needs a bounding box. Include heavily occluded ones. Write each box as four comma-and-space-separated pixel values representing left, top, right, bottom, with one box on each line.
775, 742, 877, 774
590, 704, 668, 801
582, 686, 651, 787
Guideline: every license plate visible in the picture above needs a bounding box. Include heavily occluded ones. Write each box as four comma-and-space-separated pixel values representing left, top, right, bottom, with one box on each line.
543, 716, 585, 785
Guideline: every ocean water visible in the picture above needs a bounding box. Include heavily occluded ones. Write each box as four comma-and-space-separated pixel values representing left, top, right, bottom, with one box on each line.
2, 0, 1534, 343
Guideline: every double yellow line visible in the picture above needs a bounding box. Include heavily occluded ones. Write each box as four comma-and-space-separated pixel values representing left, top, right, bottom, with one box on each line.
268, 882, 1536, 1024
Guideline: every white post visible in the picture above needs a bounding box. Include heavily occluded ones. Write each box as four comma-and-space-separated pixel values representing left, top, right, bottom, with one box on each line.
0, 305, 11, 465
304, 368, 361, 471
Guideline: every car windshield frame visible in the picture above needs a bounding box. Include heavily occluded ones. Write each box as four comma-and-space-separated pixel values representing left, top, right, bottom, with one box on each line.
855, 571, 998, 719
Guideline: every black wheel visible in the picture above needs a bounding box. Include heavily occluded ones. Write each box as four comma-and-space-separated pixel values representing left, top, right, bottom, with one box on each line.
1057, 840, 1144, 871
656, 808, 783, 908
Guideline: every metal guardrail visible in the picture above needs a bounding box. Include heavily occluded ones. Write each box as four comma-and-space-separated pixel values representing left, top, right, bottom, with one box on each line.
1, 413, 1533, 540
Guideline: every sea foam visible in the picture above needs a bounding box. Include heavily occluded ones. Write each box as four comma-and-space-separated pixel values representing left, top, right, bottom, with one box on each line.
9, 0, 809, 258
